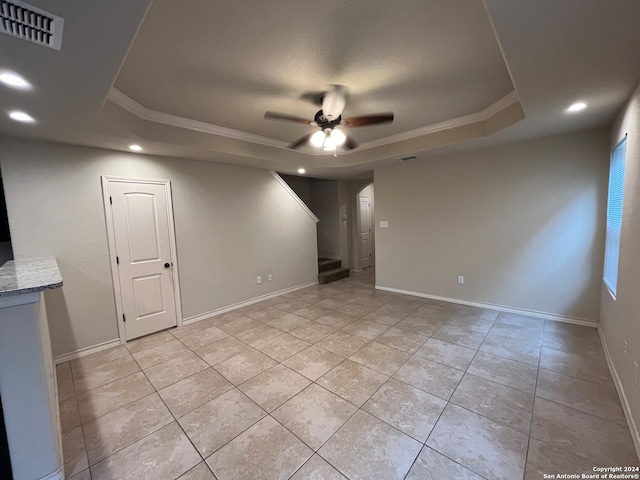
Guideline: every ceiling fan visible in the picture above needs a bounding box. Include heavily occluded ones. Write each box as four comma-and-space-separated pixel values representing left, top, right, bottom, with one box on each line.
264, 85, 394, 154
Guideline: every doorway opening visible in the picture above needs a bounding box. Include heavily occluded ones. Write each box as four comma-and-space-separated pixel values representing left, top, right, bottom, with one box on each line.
354, 183, 375, 271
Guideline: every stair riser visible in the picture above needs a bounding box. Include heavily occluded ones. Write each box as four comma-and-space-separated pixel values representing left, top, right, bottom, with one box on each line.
318, 259, 342, 273
318, 268, 350, 284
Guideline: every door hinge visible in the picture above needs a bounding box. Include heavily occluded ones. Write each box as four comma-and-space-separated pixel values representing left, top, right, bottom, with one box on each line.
110, 196, 113, 205
116, 256, 119, 265
122, 314, 126, 322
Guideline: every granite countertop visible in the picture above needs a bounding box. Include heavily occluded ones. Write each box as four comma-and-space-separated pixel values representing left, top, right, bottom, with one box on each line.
0, 257, 63, 297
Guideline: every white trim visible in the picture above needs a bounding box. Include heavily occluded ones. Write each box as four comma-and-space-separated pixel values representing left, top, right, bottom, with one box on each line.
356, 91, 520, 152
54, 338, 121, 365
269, 171, 319, 223
598, 328, 640, 459
108, 87, 519, 155
101, 176, 183, 345
164, 180, 184, 328
183, 281, 317, 325
40, 465, 65, 480
374, 285, 598, 327
101, 176, 126, 344
603, 280, 617, 301
108, 88, 289, 149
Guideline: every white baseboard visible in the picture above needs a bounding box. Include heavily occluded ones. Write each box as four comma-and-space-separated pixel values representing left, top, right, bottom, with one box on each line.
182, 281, 318, 325
55, 338, 121, 365
374, 285, 598, 327
53, 283, 318, 362
598, 328, 640, 460
41, 465, 65, 480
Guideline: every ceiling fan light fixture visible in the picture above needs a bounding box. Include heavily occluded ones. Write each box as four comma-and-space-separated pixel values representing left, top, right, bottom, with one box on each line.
330, 128, 346, 146
310, 130, 325, 147
323, 134, 336, 151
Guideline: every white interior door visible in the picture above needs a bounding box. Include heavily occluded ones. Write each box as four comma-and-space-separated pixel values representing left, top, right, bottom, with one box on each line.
106, 179, 178, 341
359, 195, 372, 268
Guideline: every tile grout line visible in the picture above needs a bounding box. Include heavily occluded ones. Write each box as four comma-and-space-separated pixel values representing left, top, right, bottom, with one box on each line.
61, 271, 623, 479
416, 320, 494, 480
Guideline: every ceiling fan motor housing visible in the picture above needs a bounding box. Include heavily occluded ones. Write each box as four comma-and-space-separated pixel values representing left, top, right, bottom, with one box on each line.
314, 110, 341, 129
321, 89, 347, 120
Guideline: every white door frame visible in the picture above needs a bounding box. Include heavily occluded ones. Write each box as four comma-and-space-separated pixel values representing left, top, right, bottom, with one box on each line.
101, 176, 183, 344
358, 194, 372, 269
354, 184, 375, 271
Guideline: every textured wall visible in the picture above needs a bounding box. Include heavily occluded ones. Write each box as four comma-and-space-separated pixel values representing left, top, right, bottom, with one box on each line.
0, 138, 318, 357
375, 128, 609, 321
601, 80, 640, 445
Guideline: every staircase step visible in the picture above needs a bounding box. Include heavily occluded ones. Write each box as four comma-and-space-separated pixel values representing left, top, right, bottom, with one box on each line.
318, 267, 350, 284
318, 258, 342, 273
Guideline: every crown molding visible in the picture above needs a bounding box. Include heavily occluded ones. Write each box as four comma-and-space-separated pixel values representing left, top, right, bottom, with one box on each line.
354, 91, 520, 152
108, 87, 519, 155
107, 88, 289, 149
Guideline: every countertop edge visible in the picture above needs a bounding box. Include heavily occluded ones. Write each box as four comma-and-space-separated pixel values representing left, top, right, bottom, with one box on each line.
0, 257, 63, 297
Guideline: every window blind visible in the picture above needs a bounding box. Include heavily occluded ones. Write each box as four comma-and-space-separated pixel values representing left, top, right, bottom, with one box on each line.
603, 136, 627, 296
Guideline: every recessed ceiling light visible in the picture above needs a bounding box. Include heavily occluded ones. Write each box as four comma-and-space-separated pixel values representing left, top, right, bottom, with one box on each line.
129, 144, 143, 152
297, 168, 306, 174
8, 110, 35, 123
0, 70, 32, 90
567, 102, 586, 113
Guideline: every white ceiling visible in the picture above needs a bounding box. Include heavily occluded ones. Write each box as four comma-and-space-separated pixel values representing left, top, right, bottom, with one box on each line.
1, 0, 639, 179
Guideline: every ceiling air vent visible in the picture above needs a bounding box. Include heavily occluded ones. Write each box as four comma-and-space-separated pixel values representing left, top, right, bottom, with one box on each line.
397, 154, 418, 162
0, 0, 63, 50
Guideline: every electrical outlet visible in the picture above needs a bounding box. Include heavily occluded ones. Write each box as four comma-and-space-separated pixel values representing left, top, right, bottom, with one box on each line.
624, 341, 628, 361
256, 275, 262, 285
457, 276, 464, 284
268, 273, 273, 282
634, 361, 639, 385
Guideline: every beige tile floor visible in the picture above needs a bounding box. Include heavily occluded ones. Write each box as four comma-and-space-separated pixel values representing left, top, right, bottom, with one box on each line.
58, 269, 640, 480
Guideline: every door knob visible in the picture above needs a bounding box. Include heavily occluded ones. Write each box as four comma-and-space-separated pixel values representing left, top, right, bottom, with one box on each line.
164, 262, 171, 268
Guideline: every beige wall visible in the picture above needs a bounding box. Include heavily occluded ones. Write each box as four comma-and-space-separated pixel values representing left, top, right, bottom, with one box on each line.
311, 180, 340, 259
375, 128, 609, 321
277, 175, 351, 266
337, 181, 350, 268
601, 81, 640, 442
0, 138, 318, 357
279, 174, 312, 207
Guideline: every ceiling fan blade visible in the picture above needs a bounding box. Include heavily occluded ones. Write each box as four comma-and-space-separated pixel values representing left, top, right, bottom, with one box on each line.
264, 111, 315, 125
300, 91, 325, 107
343, 135, 358, 150
289, 132, 315, 149
342, 113, 394, 127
